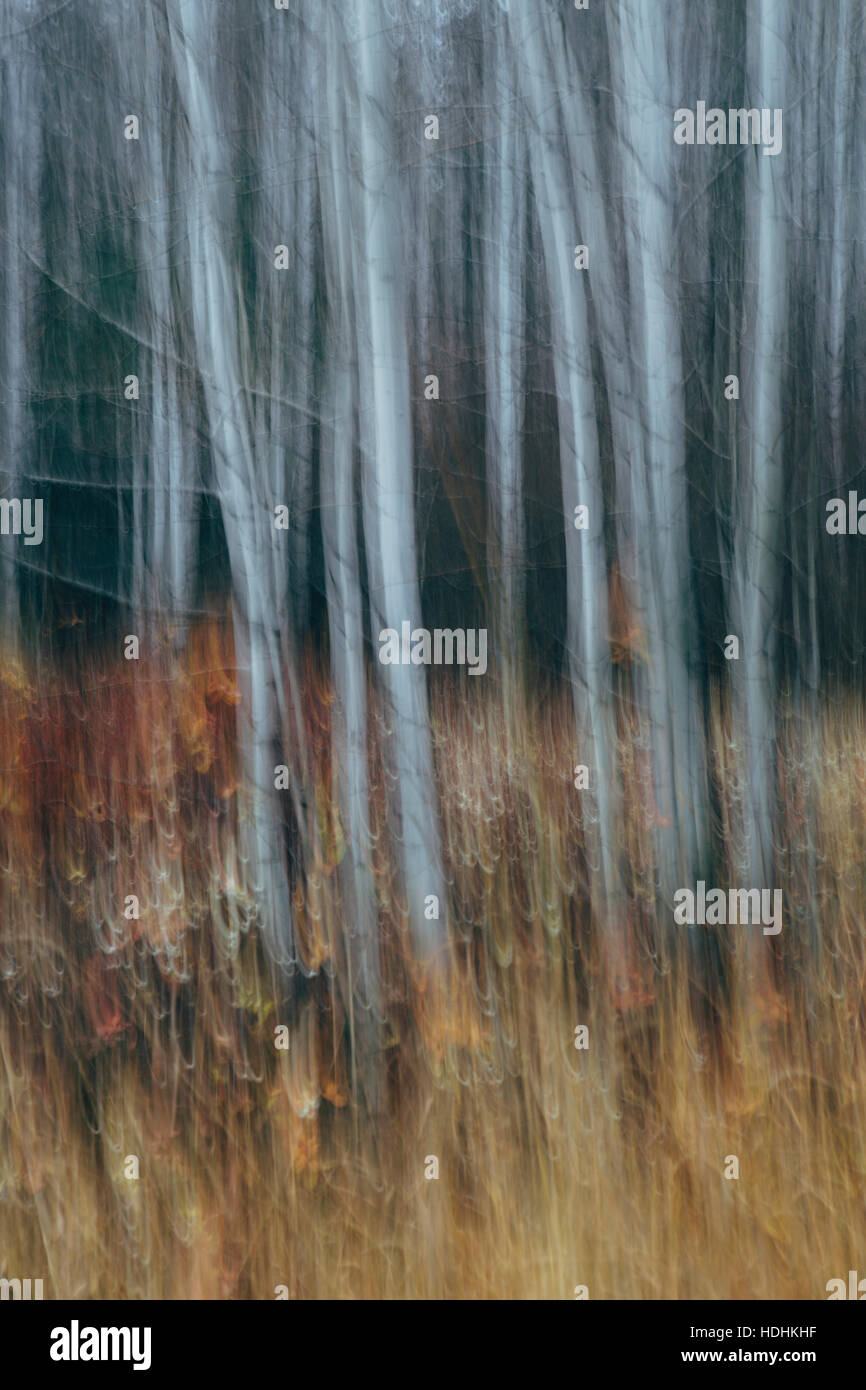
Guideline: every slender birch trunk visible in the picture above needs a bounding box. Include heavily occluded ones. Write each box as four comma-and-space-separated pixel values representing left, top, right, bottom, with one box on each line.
508, 1, 620, 926
316, 11, 382, 1036
167, 0, 295, 969
607, 0, 708, 906
353, 0, 446, 961
483, 8, 526, 702
730, 0, 790, 889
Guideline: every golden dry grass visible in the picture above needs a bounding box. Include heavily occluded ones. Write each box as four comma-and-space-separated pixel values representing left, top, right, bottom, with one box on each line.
0, 625, 864, 1299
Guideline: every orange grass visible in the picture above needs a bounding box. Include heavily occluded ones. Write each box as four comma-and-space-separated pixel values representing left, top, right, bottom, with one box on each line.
0, 623, 864, 1298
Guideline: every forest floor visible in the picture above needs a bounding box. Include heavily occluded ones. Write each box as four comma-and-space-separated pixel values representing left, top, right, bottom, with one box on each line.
0, 625, 863, 1298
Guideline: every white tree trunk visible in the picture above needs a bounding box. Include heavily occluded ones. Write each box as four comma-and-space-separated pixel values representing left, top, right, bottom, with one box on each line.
607, 0, 708, 903
483, 8, 526, 693
730, 0, 790, 885
167, 0, 294, 968
353, 0, 446, 961
316, 13, 381, 1023
508, 1, 619, 920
